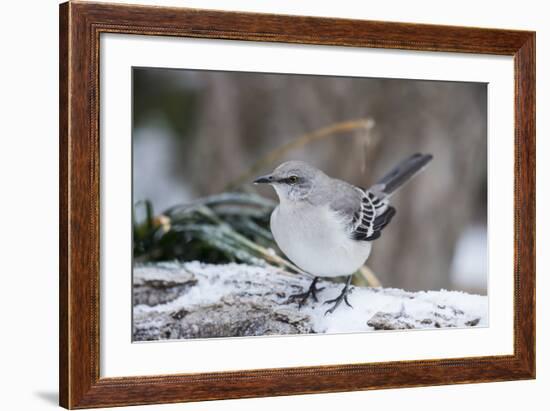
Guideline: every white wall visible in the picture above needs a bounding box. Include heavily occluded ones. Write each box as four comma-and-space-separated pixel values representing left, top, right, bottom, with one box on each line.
0, 0, 547, 410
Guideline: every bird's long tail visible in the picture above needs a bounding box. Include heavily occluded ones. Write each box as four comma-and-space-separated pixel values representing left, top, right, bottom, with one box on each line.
372, 153, 433, 197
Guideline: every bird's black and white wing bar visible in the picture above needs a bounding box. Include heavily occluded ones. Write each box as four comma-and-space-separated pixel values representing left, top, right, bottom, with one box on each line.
350, 189, 396, 242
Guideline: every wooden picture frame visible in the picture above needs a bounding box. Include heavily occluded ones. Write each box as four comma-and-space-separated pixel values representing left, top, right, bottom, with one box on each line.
59, 1, 535, 408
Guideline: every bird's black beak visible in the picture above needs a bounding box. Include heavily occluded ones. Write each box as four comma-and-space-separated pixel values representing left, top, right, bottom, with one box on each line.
253, 174, 274, 184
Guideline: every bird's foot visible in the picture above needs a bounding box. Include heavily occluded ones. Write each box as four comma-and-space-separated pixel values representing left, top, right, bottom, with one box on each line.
286, 277, 325, 309
324, 275, 354, 315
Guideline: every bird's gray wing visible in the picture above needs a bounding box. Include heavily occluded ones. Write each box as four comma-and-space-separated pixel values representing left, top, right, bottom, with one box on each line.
352, 189, 396, 241
328, 180, 395, 242
325, 180, 363, 222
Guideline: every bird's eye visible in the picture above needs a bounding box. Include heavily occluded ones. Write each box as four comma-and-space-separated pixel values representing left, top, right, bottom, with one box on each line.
288, 176, 298, 184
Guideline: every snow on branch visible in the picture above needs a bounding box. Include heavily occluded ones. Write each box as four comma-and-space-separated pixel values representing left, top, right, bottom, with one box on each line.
133, 262, 487, 341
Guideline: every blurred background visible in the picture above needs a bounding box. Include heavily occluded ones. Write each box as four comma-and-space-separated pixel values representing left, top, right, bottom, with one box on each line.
132, 67, 487, 295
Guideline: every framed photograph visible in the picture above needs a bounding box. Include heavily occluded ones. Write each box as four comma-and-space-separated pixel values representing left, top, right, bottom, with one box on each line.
59, 1, 535, 408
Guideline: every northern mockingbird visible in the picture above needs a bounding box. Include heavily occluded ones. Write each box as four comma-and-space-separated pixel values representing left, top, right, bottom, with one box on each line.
254, 153, 433, 314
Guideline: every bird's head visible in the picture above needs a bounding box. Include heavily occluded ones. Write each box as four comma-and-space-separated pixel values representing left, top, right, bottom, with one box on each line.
253, 161, 325, 203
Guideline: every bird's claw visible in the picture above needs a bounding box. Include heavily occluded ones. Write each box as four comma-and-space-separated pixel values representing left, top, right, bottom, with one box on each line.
285, 278, 324, 308
323, 277, 354, 315
344, 294, 353, 308
285, 292, 310, 309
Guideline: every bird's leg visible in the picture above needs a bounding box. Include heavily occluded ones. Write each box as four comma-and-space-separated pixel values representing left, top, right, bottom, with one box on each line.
323, 275, 354, 315
286, 277, 325, 308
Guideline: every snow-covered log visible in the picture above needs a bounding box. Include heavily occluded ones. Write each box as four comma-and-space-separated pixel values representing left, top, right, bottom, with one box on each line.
133, 262, 487, 341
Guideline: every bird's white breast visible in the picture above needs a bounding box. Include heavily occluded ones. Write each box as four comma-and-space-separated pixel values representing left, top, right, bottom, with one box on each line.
270, 202, 372, 278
